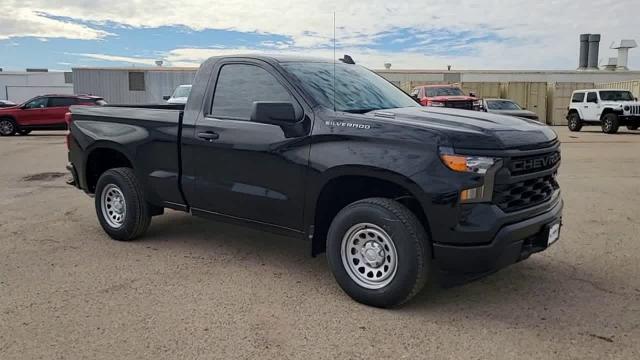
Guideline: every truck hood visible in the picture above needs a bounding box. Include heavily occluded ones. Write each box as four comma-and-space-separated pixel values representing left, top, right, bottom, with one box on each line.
370, 107, 557, 150
428, 96, 476, 101
0, 105, 20, 111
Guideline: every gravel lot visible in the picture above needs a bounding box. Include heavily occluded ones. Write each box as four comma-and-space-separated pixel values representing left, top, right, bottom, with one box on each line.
1, 127, 639, 359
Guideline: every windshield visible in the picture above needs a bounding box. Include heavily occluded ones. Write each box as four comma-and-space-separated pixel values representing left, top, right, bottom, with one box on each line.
426, 87, 464, 97
599, 91, 634, 101
281, 62, 419, 113
487, 100, 522, 110
172, 85, 192, 98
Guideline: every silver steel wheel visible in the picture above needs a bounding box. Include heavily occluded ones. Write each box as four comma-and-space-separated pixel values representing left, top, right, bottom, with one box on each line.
0, 120, 14, 135
101, 184, 126, 228
341, 223, 398, 290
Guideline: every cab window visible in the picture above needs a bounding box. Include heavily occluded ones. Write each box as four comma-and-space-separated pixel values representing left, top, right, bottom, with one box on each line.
211, 64, 301, 121
586, 92, 598, 103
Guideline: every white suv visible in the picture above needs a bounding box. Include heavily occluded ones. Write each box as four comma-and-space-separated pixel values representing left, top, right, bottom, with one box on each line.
567, 89, 640, 133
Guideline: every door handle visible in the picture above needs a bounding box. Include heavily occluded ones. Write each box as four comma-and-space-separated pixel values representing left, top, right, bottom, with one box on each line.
197, 131, 219, 141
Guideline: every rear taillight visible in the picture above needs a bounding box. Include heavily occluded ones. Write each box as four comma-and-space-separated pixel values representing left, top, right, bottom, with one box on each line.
65, 112, 72, 150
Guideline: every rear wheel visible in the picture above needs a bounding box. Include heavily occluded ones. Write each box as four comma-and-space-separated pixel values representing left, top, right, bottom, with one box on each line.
627, 125, 639, 131
567, 113, 582, 132
0, 118, 16, 136
326, 198, 430, 308
95, 167, 152, 241
601, 113, 620, 134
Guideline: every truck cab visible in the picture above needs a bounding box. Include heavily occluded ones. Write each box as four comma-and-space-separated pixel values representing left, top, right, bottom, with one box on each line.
567, 89, 640, 133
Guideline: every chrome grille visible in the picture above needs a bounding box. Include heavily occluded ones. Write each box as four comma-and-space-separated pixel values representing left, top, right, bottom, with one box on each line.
629, 105, 640, 115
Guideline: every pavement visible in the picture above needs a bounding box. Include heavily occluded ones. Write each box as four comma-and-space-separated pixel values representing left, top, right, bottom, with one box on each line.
0, 127, 639, 359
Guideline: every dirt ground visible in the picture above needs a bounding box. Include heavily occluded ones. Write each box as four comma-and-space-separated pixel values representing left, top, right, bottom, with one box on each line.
0, 127, 639, 359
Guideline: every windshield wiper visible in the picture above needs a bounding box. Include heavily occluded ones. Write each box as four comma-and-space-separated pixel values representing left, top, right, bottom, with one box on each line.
342, 108, 380, 114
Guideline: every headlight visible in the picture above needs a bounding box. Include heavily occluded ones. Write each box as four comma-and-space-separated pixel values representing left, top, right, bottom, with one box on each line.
439, 147, 497, 174
624, 106, 630, 111
473, 100, 482, 107
439, 147, 500, 203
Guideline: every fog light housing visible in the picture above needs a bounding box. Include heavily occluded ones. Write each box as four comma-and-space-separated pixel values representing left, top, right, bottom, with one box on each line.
461, 186, 486, 202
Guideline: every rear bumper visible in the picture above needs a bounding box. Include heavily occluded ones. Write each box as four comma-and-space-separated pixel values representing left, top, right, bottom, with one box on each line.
433, 197, 563, 283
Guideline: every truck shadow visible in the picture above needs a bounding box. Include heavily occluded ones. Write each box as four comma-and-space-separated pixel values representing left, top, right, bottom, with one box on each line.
141, 211, 630, 333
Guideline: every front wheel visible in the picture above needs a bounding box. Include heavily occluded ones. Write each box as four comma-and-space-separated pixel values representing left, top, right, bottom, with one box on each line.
95, 167, 152, 241
601, 113, 620, 134
567, 113, 582, 132
0, 118, 16, 136
627, 125, 639, 131
326, 198, 430, 308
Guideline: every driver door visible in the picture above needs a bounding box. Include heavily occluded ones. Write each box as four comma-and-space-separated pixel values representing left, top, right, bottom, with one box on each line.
18, 97, 49, 126
182, 61, 312, 232
583, 92, 601, 121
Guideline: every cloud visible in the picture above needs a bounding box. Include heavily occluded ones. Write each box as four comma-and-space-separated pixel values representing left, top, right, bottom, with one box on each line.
3, 0, 638, 69
0, 6, 111, 40
72, 53, 158, 66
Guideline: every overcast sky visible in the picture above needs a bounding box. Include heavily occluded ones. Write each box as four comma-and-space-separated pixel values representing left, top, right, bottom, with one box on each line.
0, 0, 638, 70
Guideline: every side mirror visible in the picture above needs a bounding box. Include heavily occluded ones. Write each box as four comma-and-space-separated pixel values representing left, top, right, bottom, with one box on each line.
163, 95, 171, 101
469, 91, 477, 98
251, 101, 297, 126
251, 101, 305, 138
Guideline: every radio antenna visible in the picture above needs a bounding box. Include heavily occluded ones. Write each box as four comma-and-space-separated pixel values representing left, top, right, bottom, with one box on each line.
333, 11, 336, 112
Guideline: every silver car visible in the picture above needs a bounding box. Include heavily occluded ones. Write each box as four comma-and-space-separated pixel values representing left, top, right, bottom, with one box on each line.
482, 98, 538, 121
164, 85, 192, 105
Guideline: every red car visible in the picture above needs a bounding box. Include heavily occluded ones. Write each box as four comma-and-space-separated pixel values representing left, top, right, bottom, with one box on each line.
0, 94, 105, 136
410, 85, 481, 111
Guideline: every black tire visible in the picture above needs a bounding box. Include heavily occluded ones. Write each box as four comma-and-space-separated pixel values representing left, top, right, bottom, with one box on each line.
326, 197, 430, 308
567, 112, 582, 132
17, 129, 31, 136
95, 167, 152, 241
601, 113, 620, 134
0, 118, 16, 136
627, 125, 639, 131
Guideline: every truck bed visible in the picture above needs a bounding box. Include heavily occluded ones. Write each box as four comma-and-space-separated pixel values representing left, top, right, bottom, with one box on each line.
69, 105, 185, 207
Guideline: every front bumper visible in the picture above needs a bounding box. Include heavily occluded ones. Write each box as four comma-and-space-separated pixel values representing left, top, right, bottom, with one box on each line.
433, 197, 563, 283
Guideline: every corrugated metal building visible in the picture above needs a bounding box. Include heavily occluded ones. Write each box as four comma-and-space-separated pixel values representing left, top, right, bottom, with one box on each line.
377, 69, 640, 89
596, 80, 640, 97
71, 65, 640, 125
0, 71, 73, 103
72, 67, 198, 104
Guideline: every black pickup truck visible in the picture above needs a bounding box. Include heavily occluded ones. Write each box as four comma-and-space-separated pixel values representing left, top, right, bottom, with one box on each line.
67, 55, 563, 308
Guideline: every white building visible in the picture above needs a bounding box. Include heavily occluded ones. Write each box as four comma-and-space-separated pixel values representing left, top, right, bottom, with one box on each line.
0, 71, 73, 103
